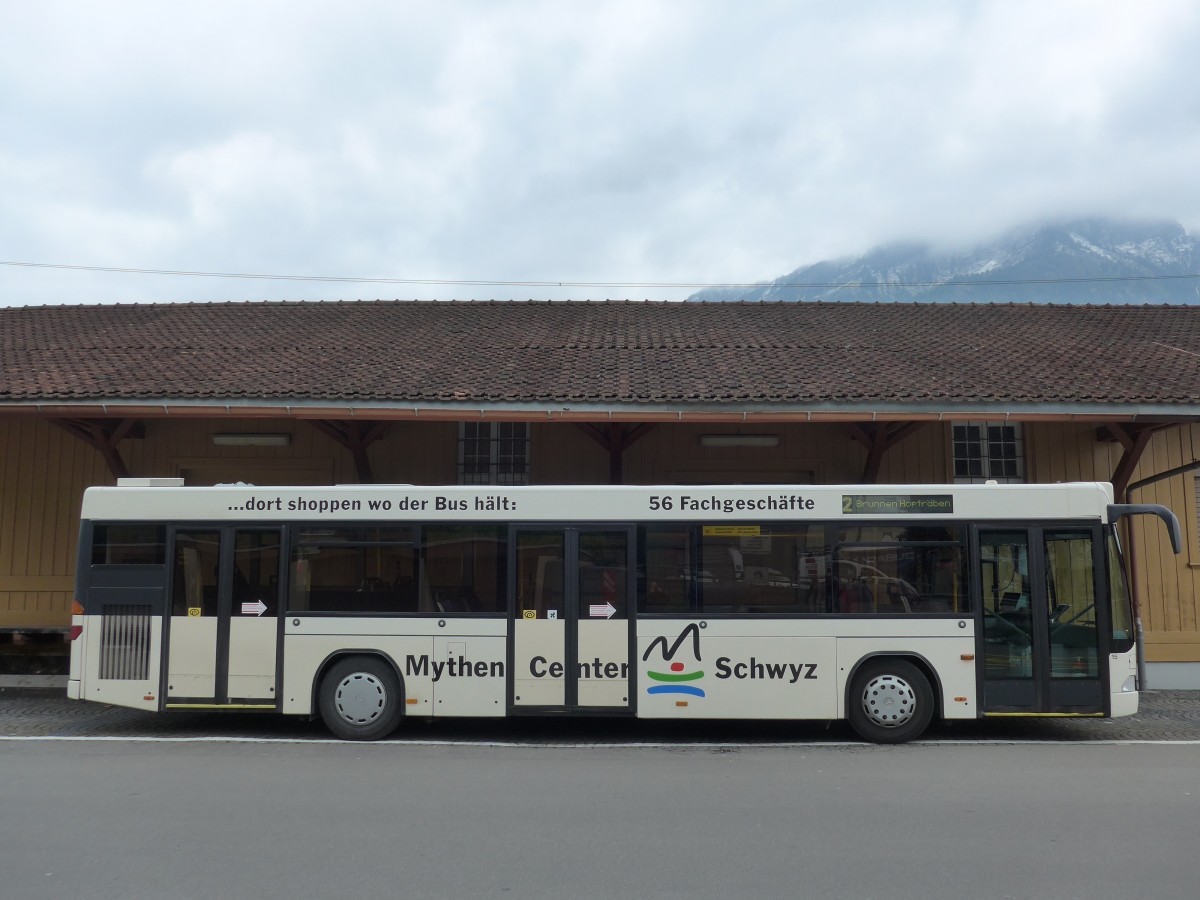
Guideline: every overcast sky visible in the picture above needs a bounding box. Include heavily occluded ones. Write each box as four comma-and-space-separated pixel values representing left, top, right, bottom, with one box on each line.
2, 0, 1199, 306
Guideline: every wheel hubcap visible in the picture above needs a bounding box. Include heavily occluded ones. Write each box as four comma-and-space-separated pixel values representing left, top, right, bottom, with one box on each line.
860, 674, 917, 728
334, 672, 387, 725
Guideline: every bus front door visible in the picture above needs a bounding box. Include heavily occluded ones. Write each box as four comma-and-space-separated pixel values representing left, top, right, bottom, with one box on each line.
977, 527, 1106, 715
509, 527, 635, 712
165, 527, 282, 709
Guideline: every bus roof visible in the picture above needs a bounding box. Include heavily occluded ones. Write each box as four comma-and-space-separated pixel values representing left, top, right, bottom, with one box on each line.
80, 482, 1117, 524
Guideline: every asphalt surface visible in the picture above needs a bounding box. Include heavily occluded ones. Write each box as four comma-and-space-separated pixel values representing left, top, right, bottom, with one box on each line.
1, 687, 1198, 743
6, 687, 1197, 900
6, 740, 1200, 900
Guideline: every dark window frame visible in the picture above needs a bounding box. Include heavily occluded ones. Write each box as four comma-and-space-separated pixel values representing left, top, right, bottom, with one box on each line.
287, 522, 507, 617
637, 521, 973, 618
953, 421, 1026, 484
90, 523, 167, 567
458, 422, 530, 485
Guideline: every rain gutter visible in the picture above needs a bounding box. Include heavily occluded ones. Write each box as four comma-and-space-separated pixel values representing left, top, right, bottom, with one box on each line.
1, 398, 1198, 423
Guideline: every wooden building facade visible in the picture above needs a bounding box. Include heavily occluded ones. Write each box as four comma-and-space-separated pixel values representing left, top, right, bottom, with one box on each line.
2, 300, 1198, 685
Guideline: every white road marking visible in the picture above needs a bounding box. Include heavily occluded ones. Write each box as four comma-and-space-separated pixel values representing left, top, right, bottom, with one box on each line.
1, 735, 1199, 747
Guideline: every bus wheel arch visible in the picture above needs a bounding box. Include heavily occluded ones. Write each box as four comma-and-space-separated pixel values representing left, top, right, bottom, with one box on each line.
315, 652, 405, 741
845, 654, 938, 744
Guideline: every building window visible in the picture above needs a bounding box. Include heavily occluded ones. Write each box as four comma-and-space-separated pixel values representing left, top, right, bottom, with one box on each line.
952, 421, 1025, 483
458, 422, 530, 485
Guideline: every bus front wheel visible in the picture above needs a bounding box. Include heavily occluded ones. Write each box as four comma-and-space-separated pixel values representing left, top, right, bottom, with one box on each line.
847, 658, 934, 744
318, 656, 404, 741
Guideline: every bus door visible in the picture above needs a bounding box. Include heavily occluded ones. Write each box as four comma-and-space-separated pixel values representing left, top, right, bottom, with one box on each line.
976, 526, 1105, 714
509, 526, 635, 712
77, 523, 170, 711
165, 527, 283, 708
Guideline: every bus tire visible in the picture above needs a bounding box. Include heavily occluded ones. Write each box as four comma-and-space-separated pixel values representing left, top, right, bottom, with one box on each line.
318, 656, 404, 741
847, 658, 934, 744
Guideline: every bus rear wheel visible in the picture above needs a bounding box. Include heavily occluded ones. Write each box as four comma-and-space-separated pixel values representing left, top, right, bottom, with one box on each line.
847, 659, 934, 744
318, 656, 404, 741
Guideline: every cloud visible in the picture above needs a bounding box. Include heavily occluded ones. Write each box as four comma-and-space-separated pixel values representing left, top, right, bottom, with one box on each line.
2, 0, 1198, 305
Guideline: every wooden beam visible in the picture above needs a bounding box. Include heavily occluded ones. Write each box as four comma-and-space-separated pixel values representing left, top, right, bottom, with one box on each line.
1110, 427, 1152, 498
846, 423, 873, 449
1096, 421, 1176, 447
845, 422, 926, 483
1102, 423, 1135, 452
885, 422, 925, 446
1096, 422, 1165, 496
50, 418, 137, 480
312, 421, 388, 484
861, 425, 889, 484
575, 423, 656, 484
576, 424, 609, 449
606, 424, 624, 484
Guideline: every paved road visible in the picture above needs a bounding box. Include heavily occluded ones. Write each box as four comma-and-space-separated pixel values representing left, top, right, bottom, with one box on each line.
1, 689, 1198, 899
2, 688, 1199, 744
3, 737, 1198, 900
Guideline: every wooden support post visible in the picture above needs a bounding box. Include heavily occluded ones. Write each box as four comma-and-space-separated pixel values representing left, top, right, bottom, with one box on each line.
862, 426, 888, 484
50, 418, 139, 481
575, 423, 656, 484
846, 422, 923, 484
1106, 424, 1152, 499
312, 421, 388, 484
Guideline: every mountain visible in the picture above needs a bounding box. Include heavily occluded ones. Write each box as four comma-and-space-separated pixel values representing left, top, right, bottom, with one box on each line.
687, 218, 1200, 304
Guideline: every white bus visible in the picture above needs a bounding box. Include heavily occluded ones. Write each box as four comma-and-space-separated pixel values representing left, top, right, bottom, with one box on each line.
67, 481, 1180, 743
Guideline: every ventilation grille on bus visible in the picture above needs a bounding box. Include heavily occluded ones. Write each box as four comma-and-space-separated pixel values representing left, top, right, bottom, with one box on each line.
98, 604, 152, 680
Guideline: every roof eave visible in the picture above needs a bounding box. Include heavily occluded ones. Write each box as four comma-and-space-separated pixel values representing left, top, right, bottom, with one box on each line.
1, 397, 1197, 424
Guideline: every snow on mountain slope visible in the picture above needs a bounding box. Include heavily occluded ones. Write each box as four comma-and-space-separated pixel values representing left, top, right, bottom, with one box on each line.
688, 218, 1200, 304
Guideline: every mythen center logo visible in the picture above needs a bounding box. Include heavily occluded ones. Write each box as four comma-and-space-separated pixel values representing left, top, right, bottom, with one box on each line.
643, 623, 705, 698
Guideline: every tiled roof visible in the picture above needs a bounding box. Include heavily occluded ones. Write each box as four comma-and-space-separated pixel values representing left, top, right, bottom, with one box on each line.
2, 300, 1199, 412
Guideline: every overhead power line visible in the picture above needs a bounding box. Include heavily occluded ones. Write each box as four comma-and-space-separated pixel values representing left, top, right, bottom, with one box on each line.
3, 259, 1200, 290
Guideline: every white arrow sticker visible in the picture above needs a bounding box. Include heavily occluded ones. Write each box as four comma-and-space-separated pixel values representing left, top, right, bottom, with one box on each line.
240, 599, 267, 616
588, 602, 617, 619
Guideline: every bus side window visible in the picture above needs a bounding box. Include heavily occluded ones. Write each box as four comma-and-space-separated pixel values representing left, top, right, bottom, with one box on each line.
93, 524, 166, 566
172, 531, 220, 616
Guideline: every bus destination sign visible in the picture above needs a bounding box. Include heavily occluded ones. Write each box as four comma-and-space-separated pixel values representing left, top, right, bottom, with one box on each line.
841, 494, 954, 515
